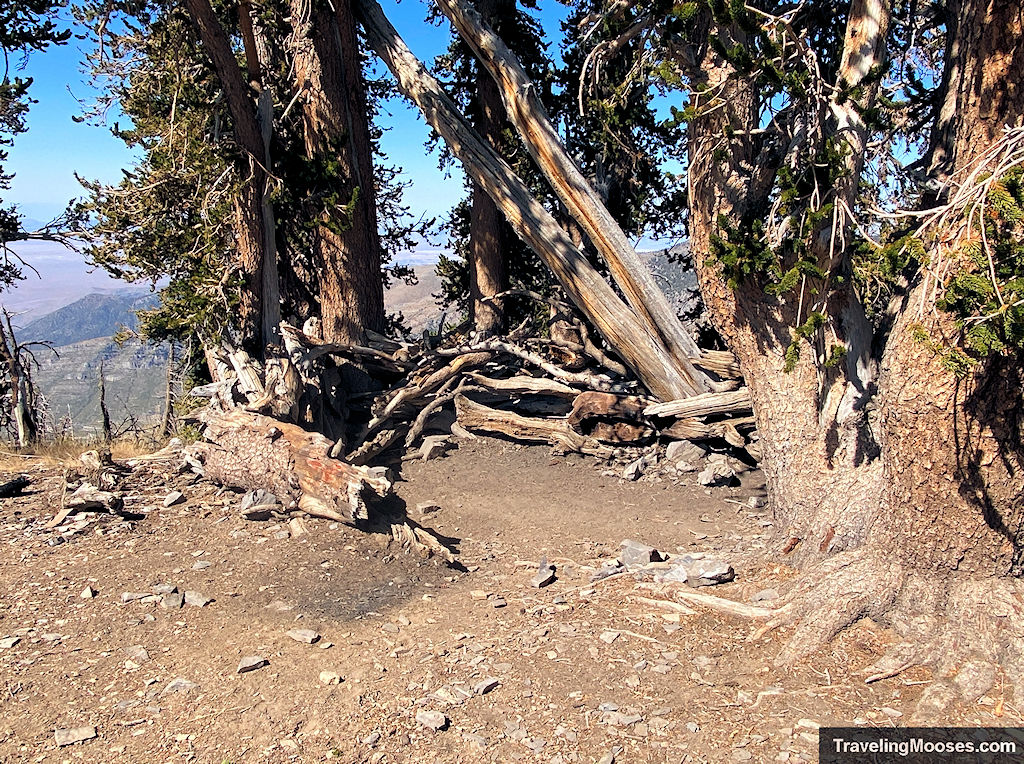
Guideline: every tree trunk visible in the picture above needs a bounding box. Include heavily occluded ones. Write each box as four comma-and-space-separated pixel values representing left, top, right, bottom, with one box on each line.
465, 0, 513, 335
872, 0, 1024, 575
435, 0, 711, 386
183, 0, 277, 354
290, 0, 386, 345
353, 0, 705, 401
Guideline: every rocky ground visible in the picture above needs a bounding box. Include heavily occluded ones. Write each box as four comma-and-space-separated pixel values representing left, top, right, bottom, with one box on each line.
0, 438, 1017, 763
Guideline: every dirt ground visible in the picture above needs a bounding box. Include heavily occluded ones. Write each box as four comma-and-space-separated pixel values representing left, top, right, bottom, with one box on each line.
0, 438, 1017, 763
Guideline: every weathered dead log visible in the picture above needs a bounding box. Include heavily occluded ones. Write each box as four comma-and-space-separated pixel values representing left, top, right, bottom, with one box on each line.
644, 388, 752, 419
0, 475, 29, 498
192, 407, 391, 524
48, 484, 126, 528
567, 392, 653, 444
454, 394, 612, 456
696, 350, 743, 380
354, 0, 703, 401
662, 416, 756, 446
436, 340, 615, 390
465, 372, 578, 399
435, 0, 712, 389
280, 322, 413, 377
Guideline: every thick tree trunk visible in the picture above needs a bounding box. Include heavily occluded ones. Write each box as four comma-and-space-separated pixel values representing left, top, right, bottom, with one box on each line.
687, 0, 891, 563
354, 0, 706, 401
872, 0, 1024, 575
184, 0, 278, 354
291, 0, 385, 345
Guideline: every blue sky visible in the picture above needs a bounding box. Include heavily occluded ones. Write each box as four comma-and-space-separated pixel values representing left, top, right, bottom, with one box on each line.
6, 0, 571, 226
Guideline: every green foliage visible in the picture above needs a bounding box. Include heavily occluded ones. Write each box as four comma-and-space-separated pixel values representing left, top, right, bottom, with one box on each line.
933, 169, 1024, 362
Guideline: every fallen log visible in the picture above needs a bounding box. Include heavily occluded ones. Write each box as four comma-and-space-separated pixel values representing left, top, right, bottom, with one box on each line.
644, 388, 752, 419
662, 416, 756, 447
567, 391, 653, 444
191, 407, 392, 524
465, 372, 578, 399
48, 484, 126, 528
454, 394, 613, 457
0, 475, 30, 498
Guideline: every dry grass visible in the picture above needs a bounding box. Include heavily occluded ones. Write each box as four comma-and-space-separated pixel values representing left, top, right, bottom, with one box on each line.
0, 435, 167, 472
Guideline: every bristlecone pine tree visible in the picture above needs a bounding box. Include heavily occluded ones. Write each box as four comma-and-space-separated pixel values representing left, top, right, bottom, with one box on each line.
615, 0, 1024, 682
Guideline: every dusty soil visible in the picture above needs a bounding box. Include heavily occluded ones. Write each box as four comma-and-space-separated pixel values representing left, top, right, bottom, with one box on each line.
0, 439, 1017, 763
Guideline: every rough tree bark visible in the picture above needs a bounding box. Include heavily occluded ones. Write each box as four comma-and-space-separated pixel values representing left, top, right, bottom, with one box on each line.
465, 0, 512, 335
290, 0, 386, 345
354, 0, 709, 401
687, 0, 1024, 681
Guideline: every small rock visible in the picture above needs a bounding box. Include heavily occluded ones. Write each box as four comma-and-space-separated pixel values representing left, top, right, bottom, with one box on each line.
162, 677, 198, 694
153, 583, 178, 595
55, 726, 97, 747
591, 560, 623, 581
531, 558, 556, 588
162, 490, 185, 508
183, 591, 212, 607
121, 592, 149, 603
240, 489, 281, 520
622, 458, 645, 481
420, 435, 451, 461
697, 463, 740, 487
124, 645, 150, 663
748, 496, 767, 508
687, 560, 735, 587
191, 560, 212, 570
470, 590, 491, 601
361, 731, 381, 745
595, 748, 622, 764
288, 518, 308, 538
751, 588, 779, 602
80, 585, 96, 599
666, 440, 705, 464
286, 628, 321, 644
599, 631, 620, 644
491, 597, 507, 608
160, 591, 185, 609
319, 670, 343, 685
415, 710, 448, 731
237, 656, 268, 674
619, 539, 665, 569
416, 502, 441, 516
0, 636, 20, 649
474, 677, 500, 695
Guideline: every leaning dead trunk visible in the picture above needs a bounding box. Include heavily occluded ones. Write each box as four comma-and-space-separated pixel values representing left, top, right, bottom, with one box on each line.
354, 0, 707, 401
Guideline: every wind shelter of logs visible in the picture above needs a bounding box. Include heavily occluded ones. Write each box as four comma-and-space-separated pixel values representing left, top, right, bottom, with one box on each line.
177, 0, 758, 541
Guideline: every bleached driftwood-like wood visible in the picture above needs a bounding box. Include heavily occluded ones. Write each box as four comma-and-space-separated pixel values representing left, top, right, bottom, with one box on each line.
192, 407, 391, 524
437, 340, 614, 390
454, 394, 612, 457
662, 416, 756, 445
696, 349, 742, 379
434, 0, 712, 395
465, 372, 578, 399
353, 0, 702, 402
280, 322, 413, 376
644, 388, 752, 419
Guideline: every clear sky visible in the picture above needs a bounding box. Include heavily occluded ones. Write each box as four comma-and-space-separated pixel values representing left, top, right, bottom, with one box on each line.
5, 0, 571, 227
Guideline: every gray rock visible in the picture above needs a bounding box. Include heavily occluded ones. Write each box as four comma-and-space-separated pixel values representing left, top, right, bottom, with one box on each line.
54, 726, 97, 746
162, 677, 199, 694
416, 502, 442, 517
0, 636, 20, 649
666, 440, 705, 464
474, 677, 500, 695
696, 463, 739, 487
751, 588, 779, 602
121, 592, 149, 603
619, 539, 665, 569
747, 496, 767, 508
124, 645, 150, 662
622, 458, 645, 481
286, 628, 320, 644
80, 585, 96, 599
183, 591, 212, 607
237, 656, 268, 674
420, 435, 451, 461
162, 490, 185, 508
160, 591, 185, 609
531, 558, 556, 588
240, 489, 281, 520
191, 560, 212, 570
688, 560, 735, 587
591, 560, 623, 582
415, 710, 448, 730
153, 583, 178, 595
319, 670, 343, 685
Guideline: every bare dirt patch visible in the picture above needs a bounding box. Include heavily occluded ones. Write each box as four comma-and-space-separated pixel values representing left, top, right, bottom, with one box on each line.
0, 439, 1016, 763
